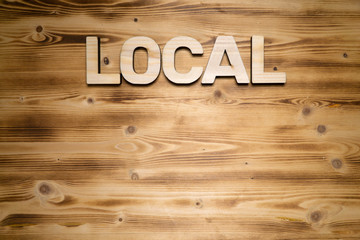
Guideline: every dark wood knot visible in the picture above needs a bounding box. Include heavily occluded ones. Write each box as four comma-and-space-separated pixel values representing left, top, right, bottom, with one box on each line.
131, 173, 139, 180
214, 90, 222, 98
317, 125, 326, 134
36, 26, 43, 33
39, 183, 51, 195
87, 97, 94, 104
127, 126, 136, 134
310, 210, 322, 223
302, 107, 311, 116
103, 57, 109, 65
195, 199, 203, 208
331, 158, 343, 169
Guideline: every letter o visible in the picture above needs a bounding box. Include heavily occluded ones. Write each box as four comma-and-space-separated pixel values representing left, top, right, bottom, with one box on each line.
120, 36, 161, 84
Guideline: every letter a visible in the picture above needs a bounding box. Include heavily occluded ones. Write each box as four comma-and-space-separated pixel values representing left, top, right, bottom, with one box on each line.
202, 36, 249, 84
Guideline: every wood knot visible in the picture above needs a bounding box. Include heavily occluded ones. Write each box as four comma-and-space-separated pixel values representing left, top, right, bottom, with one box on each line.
87, 97, 94, 104
317, 125, 326, 134
273, 66, 278, 71
302, 107, 311, 116
331, 158, 343, 169
39, 183, 51, 195
126, 126, 136, 134
195, 199, 203, 208
310, 210, 322, 223
19, 96, 24, 102
131, 172, 139, 180
214, 90, 222, 98
36, 182, 65, 203
343, 53, 348, 58
103, 57, 109, 65
134, 17, 138, 22
36, 25, 43, 33
118, 217, 123, 222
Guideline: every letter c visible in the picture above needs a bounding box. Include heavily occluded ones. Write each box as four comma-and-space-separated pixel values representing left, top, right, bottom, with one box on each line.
163, 36, 203, 84
120, 36, 161, 85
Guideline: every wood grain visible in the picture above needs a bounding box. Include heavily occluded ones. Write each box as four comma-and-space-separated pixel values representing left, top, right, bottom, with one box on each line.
1, 0, 360, 239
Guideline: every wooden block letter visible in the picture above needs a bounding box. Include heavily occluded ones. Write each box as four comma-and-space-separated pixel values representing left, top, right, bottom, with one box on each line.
163, 36, 203, 84
86, 36, 120, 84
120, 36, 161, 85
202, 36, 249, 84
251, 35, 286, 84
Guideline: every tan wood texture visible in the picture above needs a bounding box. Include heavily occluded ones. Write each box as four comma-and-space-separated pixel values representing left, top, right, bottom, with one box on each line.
1, 0, 360, 239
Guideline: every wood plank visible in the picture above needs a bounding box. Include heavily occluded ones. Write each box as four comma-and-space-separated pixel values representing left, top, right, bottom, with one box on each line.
1, 0, 360, 239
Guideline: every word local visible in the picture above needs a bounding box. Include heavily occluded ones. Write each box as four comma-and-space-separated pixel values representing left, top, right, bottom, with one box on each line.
86, 35, 286, 85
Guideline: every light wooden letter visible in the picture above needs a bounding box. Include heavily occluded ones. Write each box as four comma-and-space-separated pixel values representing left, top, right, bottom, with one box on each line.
202, 36, 249, 84
163, 36, 203, 84
120, 36, 161, 85
86, 36, 120, 84
251, 35, 286, 84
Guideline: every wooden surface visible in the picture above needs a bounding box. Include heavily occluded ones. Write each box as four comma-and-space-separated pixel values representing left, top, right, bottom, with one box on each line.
0, 0, 360, 239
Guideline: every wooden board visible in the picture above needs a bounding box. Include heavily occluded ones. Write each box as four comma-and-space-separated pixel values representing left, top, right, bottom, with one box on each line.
1, 0, 360, 239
